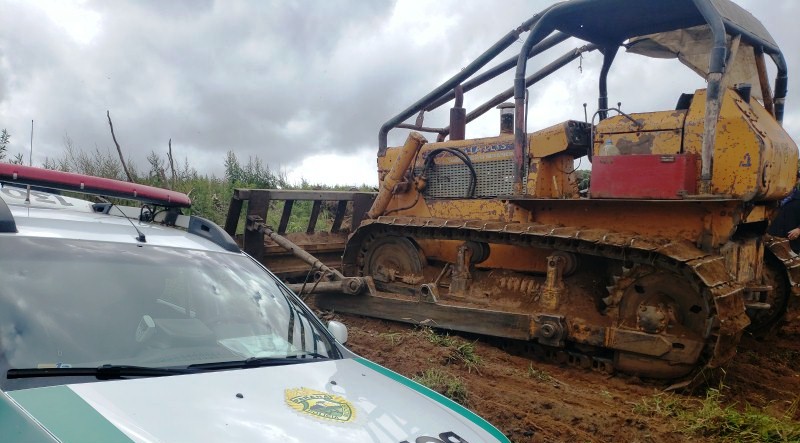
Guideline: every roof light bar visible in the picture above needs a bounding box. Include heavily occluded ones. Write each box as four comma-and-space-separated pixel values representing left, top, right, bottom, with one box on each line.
0, 163, 192, 208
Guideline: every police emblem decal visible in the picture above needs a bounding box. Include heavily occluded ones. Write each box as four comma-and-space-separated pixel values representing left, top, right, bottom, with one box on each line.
284, 387, 355, 423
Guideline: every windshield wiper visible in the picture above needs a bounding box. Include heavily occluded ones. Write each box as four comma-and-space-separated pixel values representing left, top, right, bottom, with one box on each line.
291, 351, 329, 359
8, 354, 332, 379
7, 365, 194, 380
188, 354, 329, 371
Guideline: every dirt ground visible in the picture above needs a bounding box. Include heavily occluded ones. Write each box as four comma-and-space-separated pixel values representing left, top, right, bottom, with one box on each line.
314, 306, 800, 443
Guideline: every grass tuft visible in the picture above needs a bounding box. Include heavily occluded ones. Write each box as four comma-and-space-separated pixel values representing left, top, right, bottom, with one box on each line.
527, 364, 554, 383
687, 388, 800, 442
379, 332, 405, 346
632, 387, 800, 442
419, 326, 455, 347
418, 327, 481, 373
413, 368, 469, 405
450, 341, 481, 373
631, 393, 685, 418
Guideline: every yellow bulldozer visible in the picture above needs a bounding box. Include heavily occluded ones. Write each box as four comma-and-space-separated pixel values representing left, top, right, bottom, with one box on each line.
226, 0, 798, 380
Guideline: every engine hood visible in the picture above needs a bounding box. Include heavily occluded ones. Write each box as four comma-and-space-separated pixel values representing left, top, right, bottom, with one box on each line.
4, 358, 507, 443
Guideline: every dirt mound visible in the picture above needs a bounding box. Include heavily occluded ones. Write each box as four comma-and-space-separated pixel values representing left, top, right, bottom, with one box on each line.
320, 311, 800, 443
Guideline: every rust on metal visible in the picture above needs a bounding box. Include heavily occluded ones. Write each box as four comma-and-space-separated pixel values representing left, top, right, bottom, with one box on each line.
766, 235, 800, 295
332, 216, 749, 378
368, 132, 427, 219
226, 188, 376, 278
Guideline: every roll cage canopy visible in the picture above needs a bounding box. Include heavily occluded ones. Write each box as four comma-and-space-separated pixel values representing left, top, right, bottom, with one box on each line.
541, 0, 778, 52
379, 0, 787, 194
516, 0, 785, 116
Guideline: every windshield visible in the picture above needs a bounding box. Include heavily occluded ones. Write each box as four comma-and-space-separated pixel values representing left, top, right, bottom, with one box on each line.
0, 237, 338, 390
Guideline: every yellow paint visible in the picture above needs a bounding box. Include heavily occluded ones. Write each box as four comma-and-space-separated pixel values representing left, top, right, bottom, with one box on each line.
417, 239, 553, 273
683, 88, 798, 200
743, 204, 770, 224
529, 121, 578, 158
284, 388, 356, 423
595, 110, 685, 156
369, 132, 426, 218
373, 84, 796, 278
527, 155, 578, 198
415, 135, 515, 165
721, 237, 763, 283
383, 189, 431, 217
425, 199, 507, 220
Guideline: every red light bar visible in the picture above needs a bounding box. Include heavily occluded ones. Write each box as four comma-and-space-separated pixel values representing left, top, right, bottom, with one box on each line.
0, 163, 192, 208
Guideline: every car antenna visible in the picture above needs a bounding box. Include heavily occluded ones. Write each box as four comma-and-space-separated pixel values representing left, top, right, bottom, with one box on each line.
29, 120, 34, 167
25, 120, 34, 206
107, 201, 147, 243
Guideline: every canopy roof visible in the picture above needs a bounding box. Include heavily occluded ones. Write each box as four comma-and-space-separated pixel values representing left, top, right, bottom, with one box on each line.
546, 0, 779, 54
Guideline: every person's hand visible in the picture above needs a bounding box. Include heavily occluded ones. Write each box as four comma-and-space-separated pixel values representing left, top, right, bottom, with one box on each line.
788, 228, 800, 240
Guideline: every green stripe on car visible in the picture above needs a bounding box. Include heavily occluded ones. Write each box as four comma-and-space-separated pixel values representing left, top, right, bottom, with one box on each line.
1, 392, 57, 442
353, 357, 510, 442
9, 386, 134, 443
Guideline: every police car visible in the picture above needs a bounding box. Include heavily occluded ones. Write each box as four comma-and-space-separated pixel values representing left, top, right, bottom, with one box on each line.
0, 163, 508, 443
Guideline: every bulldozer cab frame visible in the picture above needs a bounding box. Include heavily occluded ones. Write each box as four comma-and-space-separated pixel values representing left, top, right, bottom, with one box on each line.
377, 0, 788, 195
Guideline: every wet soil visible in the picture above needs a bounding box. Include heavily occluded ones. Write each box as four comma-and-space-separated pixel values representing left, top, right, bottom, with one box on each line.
315, 307, 800, 443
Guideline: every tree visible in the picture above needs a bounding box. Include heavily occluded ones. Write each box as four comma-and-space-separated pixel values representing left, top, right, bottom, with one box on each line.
146, 150, 168, 185
0, 129, 9, 161
224, 151, 242, 184
576, 169, 591, 193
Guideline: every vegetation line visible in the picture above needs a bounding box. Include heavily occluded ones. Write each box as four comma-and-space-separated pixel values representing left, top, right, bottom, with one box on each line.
0, 128, 373, 233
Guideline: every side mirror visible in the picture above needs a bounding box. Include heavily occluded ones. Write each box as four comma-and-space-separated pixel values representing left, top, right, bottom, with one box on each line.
327, 321, 348, 344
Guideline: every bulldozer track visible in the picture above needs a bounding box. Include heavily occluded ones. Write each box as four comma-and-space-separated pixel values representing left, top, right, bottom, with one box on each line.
342, 216, 752, 377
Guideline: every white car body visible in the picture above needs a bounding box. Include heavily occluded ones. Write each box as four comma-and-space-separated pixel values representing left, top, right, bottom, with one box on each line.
0, 176, 508, 443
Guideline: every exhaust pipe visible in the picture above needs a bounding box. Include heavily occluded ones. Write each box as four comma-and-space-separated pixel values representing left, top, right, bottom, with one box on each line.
497, 102, 514, 134
450, 85, 466, 141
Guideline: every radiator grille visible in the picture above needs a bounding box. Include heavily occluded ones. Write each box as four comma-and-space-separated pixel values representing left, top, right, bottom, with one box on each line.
415, 159, 515, 198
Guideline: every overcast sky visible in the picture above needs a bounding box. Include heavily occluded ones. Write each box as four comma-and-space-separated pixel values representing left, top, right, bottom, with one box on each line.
1, 0, 798, 186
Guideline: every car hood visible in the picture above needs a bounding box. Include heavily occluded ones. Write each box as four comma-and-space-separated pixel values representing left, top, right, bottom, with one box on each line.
5, 358, 507, 443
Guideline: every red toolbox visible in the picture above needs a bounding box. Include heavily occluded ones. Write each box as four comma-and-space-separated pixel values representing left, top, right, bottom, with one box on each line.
589, 154, 698, 199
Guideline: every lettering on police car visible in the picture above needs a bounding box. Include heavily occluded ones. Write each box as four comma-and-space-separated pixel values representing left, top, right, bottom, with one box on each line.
2, 188, 74, 206
400, 431, 471, 443
284, 387, 355, 423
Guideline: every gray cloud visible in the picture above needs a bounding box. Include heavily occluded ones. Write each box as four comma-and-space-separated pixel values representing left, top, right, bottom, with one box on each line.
0, 0, 798, 183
